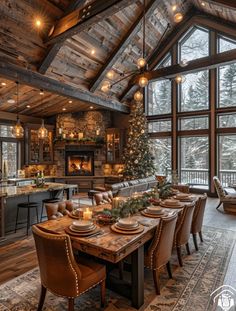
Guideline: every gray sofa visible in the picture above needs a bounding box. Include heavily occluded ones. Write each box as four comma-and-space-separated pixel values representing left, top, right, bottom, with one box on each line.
109, 176, 157, 197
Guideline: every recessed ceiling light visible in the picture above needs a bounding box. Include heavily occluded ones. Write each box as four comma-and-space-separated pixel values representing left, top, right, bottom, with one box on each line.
174, 12, 183, 23
201, 1, 206, 6
90, 106, 94, 109
39, 91, 44, 95
106, 70, 114, 79
7, 99, 15, 104
68, 100, 72, 104
26, 105, 31, 108
91, 49, 95, 55
62, 107, 66, 111
1, 82, 6, 86
172, 5, 177, 12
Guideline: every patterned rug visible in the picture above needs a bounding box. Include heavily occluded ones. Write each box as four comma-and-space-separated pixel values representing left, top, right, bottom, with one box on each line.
0, 226, 235, 311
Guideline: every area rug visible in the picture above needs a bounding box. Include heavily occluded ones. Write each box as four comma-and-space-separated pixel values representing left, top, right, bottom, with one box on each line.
0, 226, 235, 311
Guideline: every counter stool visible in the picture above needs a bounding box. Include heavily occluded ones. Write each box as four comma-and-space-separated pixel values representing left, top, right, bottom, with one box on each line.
40, 198, 61, 222
15, 201, 39, 236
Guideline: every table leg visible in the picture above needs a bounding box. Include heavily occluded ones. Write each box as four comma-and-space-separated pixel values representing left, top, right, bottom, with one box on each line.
131, 245, 144, 308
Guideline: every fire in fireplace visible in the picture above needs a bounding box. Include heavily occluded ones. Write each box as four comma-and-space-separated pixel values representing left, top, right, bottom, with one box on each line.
65, 151, 94, 176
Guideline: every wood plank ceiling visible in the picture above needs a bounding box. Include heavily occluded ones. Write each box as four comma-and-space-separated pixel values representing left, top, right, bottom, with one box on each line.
0, 0, 235, 117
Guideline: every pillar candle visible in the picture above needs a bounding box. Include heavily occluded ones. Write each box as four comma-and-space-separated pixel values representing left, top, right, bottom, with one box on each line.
83, 208, 92, 220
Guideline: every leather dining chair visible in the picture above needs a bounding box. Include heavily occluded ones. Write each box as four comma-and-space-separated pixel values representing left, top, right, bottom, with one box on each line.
32, 225, 106, 311
94, 191, 113, 205
144, 213, 178, 295
191, 193, 207, 251
174, 202, 195, 267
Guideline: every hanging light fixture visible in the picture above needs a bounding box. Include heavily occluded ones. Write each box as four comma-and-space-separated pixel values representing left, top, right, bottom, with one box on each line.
134, 90, 143, 102
12, 82, 24, 139
175, 75, 186, 84
139, 75, 149, 88
38, 91, 48, 139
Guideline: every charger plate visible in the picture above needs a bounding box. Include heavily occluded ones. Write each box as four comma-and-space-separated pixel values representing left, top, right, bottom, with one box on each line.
111, 224, 144, 235
65, 226, 100, 237
141, 210, 169, 218
160, 202, 184, 208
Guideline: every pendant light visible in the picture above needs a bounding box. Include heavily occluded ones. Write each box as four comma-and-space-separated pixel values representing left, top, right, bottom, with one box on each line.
38, 91, 48, 139
12, 82, 24, 139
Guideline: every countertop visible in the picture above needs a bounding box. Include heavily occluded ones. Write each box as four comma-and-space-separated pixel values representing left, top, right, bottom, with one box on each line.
0, 182, 78, 198
7, 175, 123, 182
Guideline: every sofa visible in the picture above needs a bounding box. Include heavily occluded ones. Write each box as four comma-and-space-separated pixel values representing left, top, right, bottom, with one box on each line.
108, 176, 157, 197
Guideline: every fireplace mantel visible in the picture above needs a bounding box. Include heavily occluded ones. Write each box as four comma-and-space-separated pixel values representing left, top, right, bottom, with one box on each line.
54, 141, 104, 150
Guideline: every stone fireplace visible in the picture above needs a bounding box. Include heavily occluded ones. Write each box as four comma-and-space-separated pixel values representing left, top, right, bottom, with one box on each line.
65, 150, 94, 176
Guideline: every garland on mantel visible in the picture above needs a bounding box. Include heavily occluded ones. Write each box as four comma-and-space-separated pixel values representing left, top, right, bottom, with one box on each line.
53, 136, 105, 145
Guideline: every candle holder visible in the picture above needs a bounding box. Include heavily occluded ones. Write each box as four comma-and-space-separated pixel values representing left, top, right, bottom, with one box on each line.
83, 207, 93, 220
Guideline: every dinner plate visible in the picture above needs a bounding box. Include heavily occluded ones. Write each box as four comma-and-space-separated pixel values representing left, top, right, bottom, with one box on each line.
160, 202, 184, 208
69, 224, 96, 233
146, 206, 163, 214
72, 220, 93, 230
115, 223, 139, 231
141, 210, 168, 218
117, 218, 138, 229
65, 226, 100, 237
111, 224, 144, 235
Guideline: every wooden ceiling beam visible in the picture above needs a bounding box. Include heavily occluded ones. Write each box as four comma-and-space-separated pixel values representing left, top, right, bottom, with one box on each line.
38, 0, 87, 74
0, 61, 129, 113
38, 0, 134, 74
207, 0, 236, 10
133, 48, 236, 83
46, 0, 134, 45
89, 0, 161, 93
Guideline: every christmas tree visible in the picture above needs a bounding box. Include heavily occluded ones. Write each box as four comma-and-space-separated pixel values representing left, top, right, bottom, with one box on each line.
122, 99, 155, 179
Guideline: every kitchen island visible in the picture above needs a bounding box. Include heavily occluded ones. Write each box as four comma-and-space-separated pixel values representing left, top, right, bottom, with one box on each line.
0, 182, 77, 240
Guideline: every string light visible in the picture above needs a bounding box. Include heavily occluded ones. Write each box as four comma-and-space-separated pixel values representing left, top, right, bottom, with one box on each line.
172, 5, 177, 12
134, 91, 143, 102
139, 75, 149, 88
68, 100, 72, 104
175, 75, 186, 84
137, 58, 146, 69
90, 106, 94, 109
26, 105, 31, 108
91, 49, 95, 55
101, 81, 111, 93
1, 82, 6, 86
201, 1, 206, 6
106, 70, 114, 79
62, 107, 66, 111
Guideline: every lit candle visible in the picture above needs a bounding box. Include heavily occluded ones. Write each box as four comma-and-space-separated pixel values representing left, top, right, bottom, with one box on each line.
83, 208, 92, 220
78, 132, 84, 139
112, 197, 120, 209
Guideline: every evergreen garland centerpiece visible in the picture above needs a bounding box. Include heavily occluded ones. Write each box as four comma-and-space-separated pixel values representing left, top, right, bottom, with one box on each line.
122, 99, 155, 179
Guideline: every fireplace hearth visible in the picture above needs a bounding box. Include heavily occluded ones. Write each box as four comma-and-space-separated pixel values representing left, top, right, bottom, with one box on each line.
65, 150, 94, 176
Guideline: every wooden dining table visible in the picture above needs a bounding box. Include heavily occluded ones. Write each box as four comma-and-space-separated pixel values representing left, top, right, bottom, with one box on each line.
38, 205, 182, 309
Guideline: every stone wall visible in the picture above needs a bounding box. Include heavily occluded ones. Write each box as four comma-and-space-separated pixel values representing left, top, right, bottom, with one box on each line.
54, 111, 112, 176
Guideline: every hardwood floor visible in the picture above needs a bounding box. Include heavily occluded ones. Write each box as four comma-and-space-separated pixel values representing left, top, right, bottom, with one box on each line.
0, 231, 37, 285
0, 197, 236, 286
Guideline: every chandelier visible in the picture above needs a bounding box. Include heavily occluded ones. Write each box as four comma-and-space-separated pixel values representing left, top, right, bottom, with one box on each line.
12, 82, 24, 139
101, 0, 185, 99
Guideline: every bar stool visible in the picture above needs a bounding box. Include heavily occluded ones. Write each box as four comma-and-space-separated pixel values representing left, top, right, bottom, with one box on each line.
15, 200, 39, 235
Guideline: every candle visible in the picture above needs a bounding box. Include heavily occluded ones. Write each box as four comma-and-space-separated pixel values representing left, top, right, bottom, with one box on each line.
112, 197, 120, 209
83, 208, 92, 220
78, 132, 84, 139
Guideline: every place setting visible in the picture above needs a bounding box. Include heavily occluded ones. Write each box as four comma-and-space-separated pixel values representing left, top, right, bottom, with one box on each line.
160, 198, 185, 208
111, 218, 144, 234
174, 193, 196, 202
65, 220, 102, 237
141, 206, 169, 218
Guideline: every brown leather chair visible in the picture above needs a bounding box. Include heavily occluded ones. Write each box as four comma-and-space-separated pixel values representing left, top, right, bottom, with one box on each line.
174, 202, 195, 267
45, 201, 75, 220
94, 191, 113, 205
213, 176, 236, 213
191, 193, 207, 251
144, 213, 178, 295
32, 225, 106, 311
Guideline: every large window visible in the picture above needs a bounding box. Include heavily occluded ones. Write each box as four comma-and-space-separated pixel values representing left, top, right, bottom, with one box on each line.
179, 136, 209, 186
152, 138, 172, 176
179, 27, 209, 62
147, 25, 236, 191
0, 124, 19, 178
148, 79, 172, 115
179, 70, 209, 112
218, 135, 236, 185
